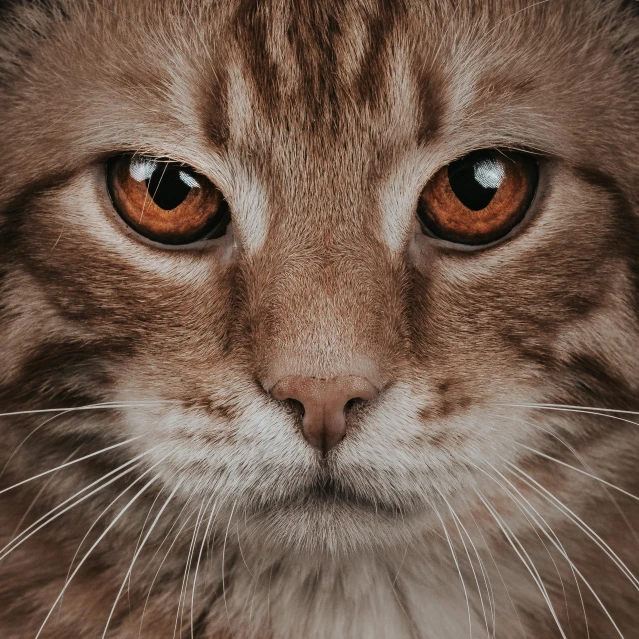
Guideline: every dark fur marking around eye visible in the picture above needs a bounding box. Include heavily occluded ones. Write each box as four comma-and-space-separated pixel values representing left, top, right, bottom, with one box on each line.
232, 0, 281, 113
0, 340, 115, 409
415, 69, 444, 145
574, 163, 639, 323
196, 61, 230, 149
0, 169, 79, 246
355, 0, 406, 108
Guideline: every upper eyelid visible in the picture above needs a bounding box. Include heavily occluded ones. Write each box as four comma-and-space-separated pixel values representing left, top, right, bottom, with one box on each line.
102, 150, 232, 194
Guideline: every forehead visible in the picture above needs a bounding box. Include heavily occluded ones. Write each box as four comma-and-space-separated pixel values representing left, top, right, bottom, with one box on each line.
2, 0, 628, 224
80, 0, 609, 194
208, 0, 547, 151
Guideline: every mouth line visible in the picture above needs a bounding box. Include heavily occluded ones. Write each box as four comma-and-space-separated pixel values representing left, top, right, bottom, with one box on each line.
293, 476, 407, 516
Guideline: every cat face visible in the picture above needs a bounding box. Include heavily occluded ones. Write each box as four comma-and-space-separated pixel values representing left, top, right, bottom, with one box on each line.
1, 0, 638, 557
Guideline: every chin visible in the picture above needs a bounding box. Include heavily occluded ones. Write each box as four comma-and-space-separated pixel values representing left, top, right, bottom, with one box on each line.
239, 486, 426, 557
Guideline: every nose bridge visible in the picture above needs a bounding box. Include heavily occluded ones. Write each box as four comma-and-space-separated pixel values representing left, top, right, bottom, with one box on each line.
249, 234, 394, 388
244, 145, 401, 386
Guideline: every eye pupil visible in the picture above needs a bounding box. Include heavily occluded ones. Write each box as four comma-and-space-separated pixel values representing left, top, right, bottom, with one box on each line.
447, 152, 504, 211
145, 165, 195, 211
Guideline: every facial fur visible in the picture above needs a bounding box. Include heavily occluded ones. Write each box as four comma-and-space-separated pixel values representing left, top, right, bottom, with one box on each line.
0, 1, 638, 637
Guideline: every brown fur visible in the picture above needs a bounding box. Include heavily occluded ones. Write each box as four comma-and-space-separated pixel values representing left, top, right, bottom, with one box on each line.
0, 0, 638, 637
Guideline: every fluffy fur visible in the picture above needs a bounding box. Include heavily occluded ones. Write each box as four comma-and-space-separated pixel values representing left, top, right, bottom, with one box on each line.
0, 0, 638, 637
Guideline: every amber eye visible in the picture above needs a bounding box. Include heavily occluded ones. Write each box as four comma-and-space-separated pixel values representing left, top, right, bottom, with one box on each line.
417, 150, 538, 245
106, 155, 230, 245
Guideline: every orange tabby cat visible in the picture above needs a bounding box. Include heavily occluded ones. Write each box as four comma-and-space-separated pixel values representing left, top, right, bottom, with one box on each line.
0, 1, 638, 637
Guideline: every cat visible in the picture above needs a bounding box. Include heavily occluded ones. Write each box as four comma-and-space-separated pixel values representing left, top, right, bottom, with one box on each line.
0, 0, 638, 637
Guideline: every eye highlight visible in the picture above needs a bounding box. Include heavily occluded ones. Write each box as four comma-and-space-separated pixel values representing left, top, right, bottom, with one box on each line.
106, 155, 230, 245
417, 150, 539, 246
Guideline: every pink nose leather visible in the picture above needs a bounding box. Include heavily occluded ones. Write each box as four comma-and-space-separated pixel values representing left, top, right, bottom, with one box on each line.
271, 375, 378, 454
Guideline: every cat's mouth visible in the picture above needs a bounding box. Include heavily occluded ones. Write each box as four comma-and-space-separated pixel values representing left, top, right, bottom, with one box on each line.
295, 475, 406, 516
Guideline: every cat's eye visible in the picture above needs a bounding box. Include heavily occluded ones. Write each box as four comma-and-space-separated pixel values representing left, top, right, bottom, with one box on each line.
417, 150, 539, 246
106, 155, 230, 245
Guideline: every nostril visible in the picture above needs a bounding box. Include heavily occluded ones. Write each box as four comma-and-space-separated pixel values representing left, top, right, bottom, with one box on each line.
344, 397, 364, 412
282, 398, 305, 419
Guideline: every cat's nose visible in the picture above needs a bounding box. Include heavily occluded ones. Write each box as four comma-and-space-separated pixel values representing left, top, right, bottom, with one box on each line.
270, 376, 378, 454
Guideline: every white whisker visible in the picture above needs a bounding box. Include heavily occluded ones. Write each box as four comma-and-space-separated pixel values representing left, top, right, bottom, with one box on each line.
439, 490, 492, 638
488, 411, 639, 547
469, 457, 586, 638
101, 476, 184, 639
0, 451, 153, 563
517, 445, 639, 503
491, 403, 639, 426
429, 497, 473, 639
9, 447, 79, 539
191, 496, 218, 639
138, 503, 199, 639
174, 500, 206, 639
491, 402, 639, 416
468, 458, 616, 638
35, 472, 163, 639
0, 436, 141, 496
504, 460, 639, 593
0, 400, 175, 420
222, 500, 238, 631
461, 495, 526, 638
473, 488, 568, 639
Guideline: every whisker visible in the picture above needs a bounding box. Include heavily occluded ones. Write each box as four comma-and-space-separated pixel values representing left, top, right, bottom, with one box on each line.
57, 456, 159, 619
191, 495, 218, 639
1, 412, 79, 481
469, 457, 586, 639
517, 444, 639, 503
503, 460, 639, 593
0, 400, 175, 420
138, 487, 201, 579
0, 451, 153, 563
490, 404, 639, 427
479, 0, 551, 39
9, 447, 79, 539
467, 458, 612, 638
429, 498, 473, 639
101, 475, 185, 639
247, 557, 267, 628
491, 402, 639, 416
174, 500, 206, 639
453, 505, 497, 638
62, 458, 157, 575
138, 502, 199, 639
222, 500, 238, 631
126, 480, 174, 603
488, 411, 639, 547
473, 488, 568, 639
461, 495, 527, 638
0, 401, 169, 482
235, 521, 254, 581
391, 542, 409, 588
35, 471, 163, 639
438, 489, 492, 638
0, 436, 141, 496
